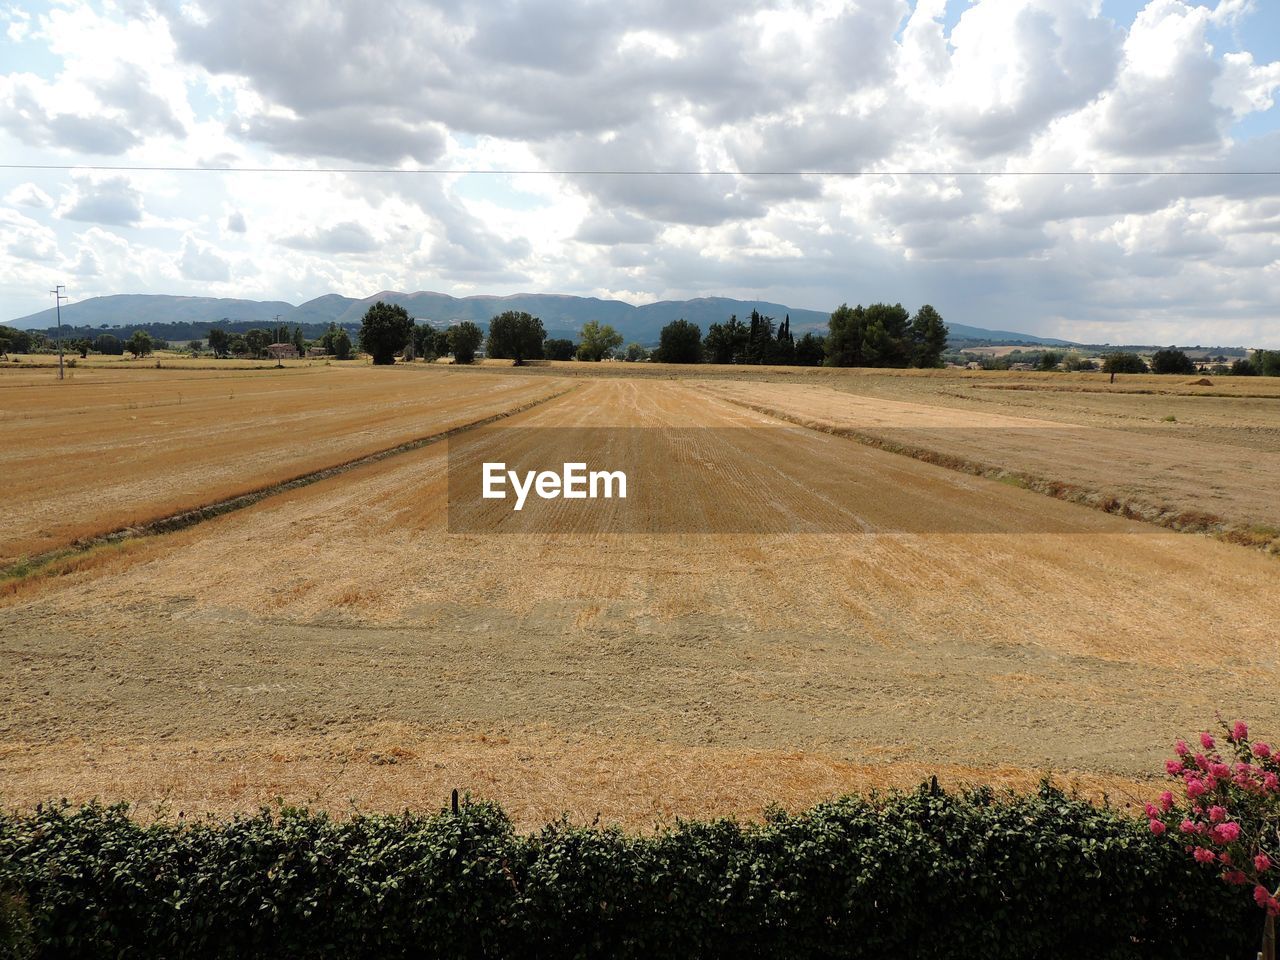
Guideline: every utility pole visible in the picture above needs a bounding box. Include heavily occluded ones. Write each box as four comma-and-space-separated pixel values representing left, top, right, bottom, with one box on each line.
50, 284, 67, 380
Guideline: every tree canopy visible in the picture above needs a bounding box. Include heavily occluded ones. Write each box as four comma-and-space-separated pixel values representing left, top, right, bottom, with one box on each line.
1150, 349, 1196, 375
486, 311, 546, 365
576, 321, 623, 362
359, 301, 413, 365
544, 338, 575, 361
654, 319, 702, 363
448, 321, 483, 364
825, 303, 948, 368
1102, 352, 1148, 374
126, 330, 153, 358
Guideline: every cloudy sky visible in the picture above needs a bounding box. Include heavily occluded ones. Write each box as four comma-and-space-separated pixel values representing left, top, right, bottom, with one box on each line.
1, 0, 1278, 344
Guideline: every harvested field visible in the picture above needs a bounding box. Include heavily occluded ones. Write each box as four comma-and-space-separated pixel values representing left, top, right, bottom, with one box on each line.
4, 376, 1279, 828
0, 364, 569, 565
698, 378, 1280, 548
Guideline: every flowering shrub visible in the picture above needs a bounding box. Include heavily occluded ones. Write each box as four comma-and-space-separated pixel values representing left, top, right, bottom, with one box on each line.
1154, 719, 1280, 919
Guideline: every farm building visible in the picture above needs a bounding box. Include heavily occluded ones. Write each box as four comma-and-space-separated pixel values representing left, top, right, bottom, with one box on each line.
266, 343, 299, 360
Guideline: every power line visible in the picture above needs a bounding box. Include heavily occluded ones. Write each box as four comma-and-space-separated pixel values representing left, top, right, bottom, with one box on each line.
0, 163, 1278, 176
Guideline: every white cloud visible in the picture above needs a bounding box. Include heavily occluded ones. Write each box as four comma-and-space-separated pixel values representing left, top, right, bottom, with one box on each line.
177, 235, 231, 281
4, 182, 52, 208
57, 176, 144, 226
0, 0, 1278, 345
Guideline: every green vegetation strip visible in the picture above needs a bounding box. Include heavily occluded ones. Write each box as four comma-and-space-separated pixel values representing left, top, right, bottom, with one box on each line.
0, 385, 579, 585
714, 393, 1280, 555
0, 784, 1251, 959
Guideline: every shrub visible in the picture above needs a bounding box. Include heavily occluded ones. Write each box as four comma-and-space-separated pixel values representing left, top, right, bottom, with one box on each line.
0, 785, 1253, 959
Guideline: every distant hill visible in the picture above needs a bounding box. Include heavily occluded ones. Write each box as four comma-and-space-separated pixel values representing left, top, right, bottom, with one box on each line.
9, 291, 1076, 346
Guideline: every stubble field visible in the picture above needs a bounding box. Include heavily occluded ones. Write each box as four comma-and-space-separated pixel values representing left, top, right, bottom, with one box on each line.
2, 363, 1278, 828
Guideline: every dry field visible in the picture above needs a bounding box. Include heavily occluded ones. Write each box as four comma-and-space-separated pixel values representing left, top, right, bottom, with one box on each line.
4, 370, 1280, 829
0, 363, 569, 565
698, 377, 1280, 547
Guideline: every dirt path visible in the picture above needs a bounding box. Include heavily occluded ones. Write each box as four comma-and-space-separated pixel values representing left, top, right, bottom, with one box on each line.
3, 379, 1278, 825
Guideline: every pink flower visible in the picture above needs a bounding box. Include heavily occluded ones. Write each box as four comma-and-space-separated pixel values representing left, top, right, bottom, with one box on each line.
1225, 870, 1249, 885
1160, 791, 1174, 812
1195, 847, 1217, 864
1257, 854, 1273, 873
1187, 779, 1207, 798
1209, 806, 1227, 823
1266, 773, 1279, 792
1255, 743, 1272, 759
1201, 732, 1216, 750
1166, 759, 1185, 776
1149, 819, 1166, 836
1175, 739, 1190, 756
1180, 819, 1199, 834
1232, 721, 1249, 742
1212, 822, 1241, 844
1210, 763, 1232, 778
1194, 754, 1212, 771
1255, 885, 1271, 907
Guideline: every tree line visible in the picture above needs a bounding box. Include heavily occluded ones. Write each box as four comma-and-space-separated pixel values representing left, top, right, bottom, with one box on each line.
418, 301, 949, 369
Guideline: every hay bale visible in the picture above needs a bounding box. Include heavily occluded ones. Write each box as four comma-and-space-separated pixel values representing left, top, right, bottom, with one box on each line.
1189, 377, 1213, 386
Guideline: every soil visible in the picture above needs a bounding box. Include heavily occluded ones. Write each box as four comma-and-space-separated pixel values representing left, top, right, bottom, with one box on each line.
3, 375, 1278, 827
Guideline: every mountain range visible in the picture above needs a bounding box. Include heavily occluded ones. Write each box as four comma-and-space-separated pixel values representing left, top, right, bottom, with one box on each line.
7, 291, 1074, 345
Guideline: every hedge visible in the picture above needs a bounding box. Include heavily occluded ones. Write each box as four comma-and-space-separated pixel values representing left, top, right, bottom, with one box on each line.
0, 782, 1256, 959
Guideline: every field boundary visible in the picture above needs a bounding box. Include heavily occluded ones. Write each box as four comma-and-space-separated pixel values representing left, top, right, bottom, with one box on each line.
709, 391, 1280, 555
0, 384, 579, 584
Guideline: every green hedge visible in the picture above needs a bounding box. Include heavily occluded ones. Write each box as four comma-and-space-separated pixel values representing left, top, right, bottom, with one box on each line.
0, 783, 1256, 959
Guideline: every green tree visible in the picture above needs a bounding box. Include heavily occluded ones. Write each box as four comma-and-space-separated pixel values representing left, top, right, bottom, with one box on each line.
744, 310, 775, 364
908, 305, 948, 368
486, 311, 546, 365
769, 315, 795, 364
1150, 349, 1196, 375
1038, 350, 1063, 371
243, 328, 270, 359
1102, 352, 1147, 374
76, 339, 90, 359
1232, 358, 1257, 376
624, 342, 650, 362
655, 319, 702, 363
186, 339, 202, 355
126, 330, 153, 358
448, 321, 483, 364
576, 321, 623, 361
794, 331, 825, 366
1255, 350, 1280, 377
544, 338, 575, 361
1, 325, 33, 353
207, 328, 230, 358
292, 325, 305, 356
825, 303, 866, 367
358, 301, 413, 365
703, 315, 749, 364
1062, 352, 1096, 372
332, 328, 353, 360
411, 323, 436, 360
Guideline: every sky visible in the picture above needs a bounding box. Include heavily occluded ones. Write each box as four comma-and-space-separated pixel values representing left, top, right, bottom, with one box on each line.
1, 0, 1278, 345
